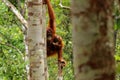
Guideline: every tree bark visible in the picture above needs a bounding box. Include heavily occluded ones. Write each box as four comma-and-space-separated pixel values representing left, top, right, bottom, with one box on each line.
71, 0, 115, 80
26, 0, 47, 80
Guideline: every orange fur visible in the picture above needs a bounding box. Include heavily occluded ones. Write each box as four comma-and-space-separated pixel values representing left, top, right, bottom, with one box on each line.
45, 0, 66, 65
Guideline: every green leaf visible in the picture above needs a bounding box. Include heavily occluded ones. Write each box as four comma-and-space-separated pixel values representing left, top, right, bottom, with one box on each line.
115, 55, 120, 61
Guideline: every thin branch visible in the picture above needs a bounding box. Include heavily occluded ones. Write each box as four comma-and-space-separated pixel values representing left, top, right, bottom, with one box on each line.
0, 42, 23, 56
59, 0, 70, 10
2, 0, 28, 31
115, 15, 120, 20
57, 61, 63, 80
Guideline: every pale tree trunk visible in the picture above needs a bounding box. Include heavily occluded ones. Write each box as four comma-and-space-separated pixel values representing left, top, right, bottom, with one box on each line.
26, 0, 47, 80
71, 0, 115, 80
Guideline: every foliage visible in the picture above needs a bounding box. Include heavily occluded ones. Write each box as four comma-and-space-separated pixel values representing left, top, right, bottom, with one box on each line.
0, 1, 26, 80
114, 1, 120, 80
0, 25, 26, 80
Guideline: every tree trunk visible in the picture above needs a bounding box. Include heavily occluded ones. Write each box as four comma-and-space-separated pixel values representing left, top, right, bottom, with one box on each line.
71, 0, 115, 80
26, 0, 47, 80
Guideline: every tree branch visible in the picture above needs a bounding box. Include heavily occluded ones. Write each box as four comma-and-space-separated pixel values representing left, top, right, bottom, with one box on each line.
2, 0, 28, 31
59, 0, 70, 10
0, 42, 23, 56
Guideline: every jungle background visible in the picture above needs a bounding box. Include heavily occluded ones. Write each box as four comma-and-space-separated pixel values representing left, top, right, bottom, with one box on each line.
0, 0, 119, 80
